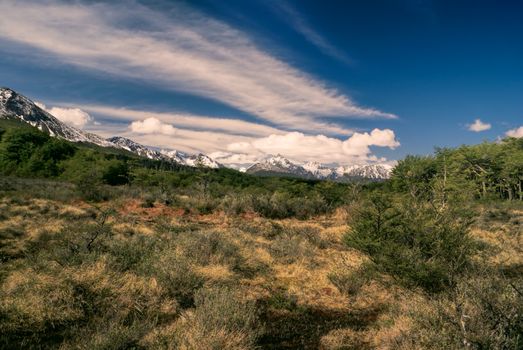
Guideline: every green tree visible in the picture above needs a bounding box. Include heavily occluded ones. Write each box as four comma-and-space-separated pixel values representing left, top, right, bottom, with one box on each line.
345, 194, 475, 293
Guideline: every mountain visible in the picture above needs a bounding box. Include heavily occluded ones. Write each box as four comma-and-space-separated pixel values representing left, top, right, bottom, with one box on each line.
1, 87, 392, 178
184, 153, 221, 169
160, 149, 188, 164
302, 161, 335, 179
0, 87, 221, 168
107, 136, 167, 161
336, 164, 394, 180
105, 138, 221, 168
247, 155, 393, 181
0, 87, 114, 147
246, 155, 312, 178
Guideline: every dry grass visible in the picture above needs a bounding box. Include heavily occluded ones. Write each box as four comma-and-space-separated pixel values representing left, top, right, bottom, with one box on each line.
1, 192, 521, 349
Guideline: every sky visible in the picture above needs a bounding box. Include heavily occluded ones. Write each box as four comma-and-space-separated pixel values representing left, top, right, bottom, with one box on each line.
0, 0, 522, 168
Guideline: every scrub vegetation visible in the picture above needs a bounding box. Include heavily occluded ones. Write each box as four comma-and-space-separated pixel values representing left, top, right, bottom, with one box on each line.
0, 122, 522, 349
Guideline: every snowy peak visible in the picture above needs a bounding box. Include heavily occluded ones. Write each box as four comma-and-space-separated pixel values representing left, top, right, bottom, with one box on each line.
160, 149, 187, 164
0, 87, 114, 147
106, 138, 222, 168
107, 136, 166, 161
246, 154, 310, 177
247, 155, 393, 181
184, 153, 221, 169
302, 161, 335, 178
336, 163, 394, 180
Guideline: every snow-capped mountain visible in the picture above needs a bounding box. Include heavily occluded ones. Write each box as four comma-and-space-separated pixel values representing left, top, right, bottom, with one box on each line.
303, 161, 335, 179
0, 87, 221, 169
336, 164, 394, 180
184, 153, 221, 169
0, 87, 114, 147
107, 136, 167, 161
160, 149, 188, 164
246, 155, 394, 181
246, 155, 311, 177
108, 138, 222, 168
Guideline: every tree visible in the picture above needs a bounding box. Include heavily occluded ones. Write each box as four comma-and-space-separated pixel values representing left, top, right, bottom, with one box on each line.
344, 194, 475, 293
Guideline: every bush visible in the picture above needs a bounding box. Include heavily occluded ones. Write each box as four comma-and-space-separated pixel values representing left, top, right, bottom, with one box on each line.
398, 273, 523, 349
173, 287, 260, 350
252, 191, 328, 219
141, 247, 205, 308
102, 160, 130, 186
344, 194, 476, 293
328, 263, 376, 296
269, 234, 315, 264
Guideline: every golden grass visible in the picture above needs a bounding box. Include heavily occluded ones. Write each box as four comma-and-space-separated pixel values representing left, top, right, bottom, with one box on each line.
2, 196, 521, 349
195, 264, 236, 283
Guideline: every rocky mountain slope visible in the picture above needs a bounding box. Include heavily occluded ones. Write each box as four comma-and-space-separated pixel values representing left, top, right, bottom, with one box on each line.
0, 87, 113, 147
0, 87, 221, 168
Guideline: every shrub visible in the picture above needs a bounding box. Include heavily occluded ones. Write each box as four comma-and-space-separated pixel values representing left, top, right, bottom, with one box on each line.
0, 269, 83, 348
141, 247, 205, 308
344, 194, 476, 293
220, 194, 252, 215
398, 274, 523, 349
269, 234, 315, 264
173, 287, 260, 350
328, 263, 376, 296
102, 160, 130, 186
252, 191, 328, 219
175, 231, 244, 269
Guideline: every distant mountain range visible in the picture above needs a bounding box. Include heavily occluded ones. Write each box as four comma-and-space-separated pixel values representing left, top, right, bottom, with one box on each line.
0, 87, 393, 179
245, 155, 393, 181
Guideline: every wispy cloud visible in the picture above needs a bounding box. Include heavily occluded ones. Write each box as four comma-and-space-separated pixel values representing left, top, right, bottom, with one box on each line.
272, 1, 353, 65
75, 104, 289, 137
0, 0, 396, 137
87, 120, 255, 155
467, 119, 491, 132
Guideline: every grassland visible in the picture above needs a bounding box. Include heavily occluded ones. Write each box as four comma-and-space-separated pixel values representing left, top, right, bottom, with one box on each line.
1, 177, 521, 349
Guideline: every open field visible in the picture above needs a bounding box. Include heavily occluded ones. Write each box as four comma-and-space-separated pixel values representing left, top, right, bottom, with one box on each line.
1, 177, 521, 349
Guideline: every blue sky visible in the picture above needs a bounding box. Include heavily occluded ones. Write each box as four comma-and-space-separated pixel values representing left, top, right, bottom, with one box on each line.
0, 0, 522, 167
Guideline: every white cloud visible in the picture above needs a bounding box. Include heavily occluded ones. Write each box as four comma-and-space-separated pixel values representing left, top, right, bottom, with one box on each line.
0, 0, 396, 136
224, 129, 400, 165
36, 102, 93, 128
86, 116, 399, 166
130, 118, 177, 136
87, 119, 255, 155
208, 151, 262, 168
467, 119, 491, 132
342, 128, 400, 155
75, 104, 288, 137
506, 126, 523, 138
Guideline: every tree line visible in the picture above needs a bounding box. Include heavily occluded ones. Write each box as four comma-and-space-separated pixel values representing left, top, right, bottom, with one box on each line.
391, 137, 523, 201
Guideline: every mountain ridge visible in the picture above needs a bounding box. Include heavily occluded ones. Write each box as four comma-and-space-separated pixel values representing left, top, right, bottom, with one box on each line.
1, 87, 393, 178
246, 154, 394, 180
0, 87, 221, 169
